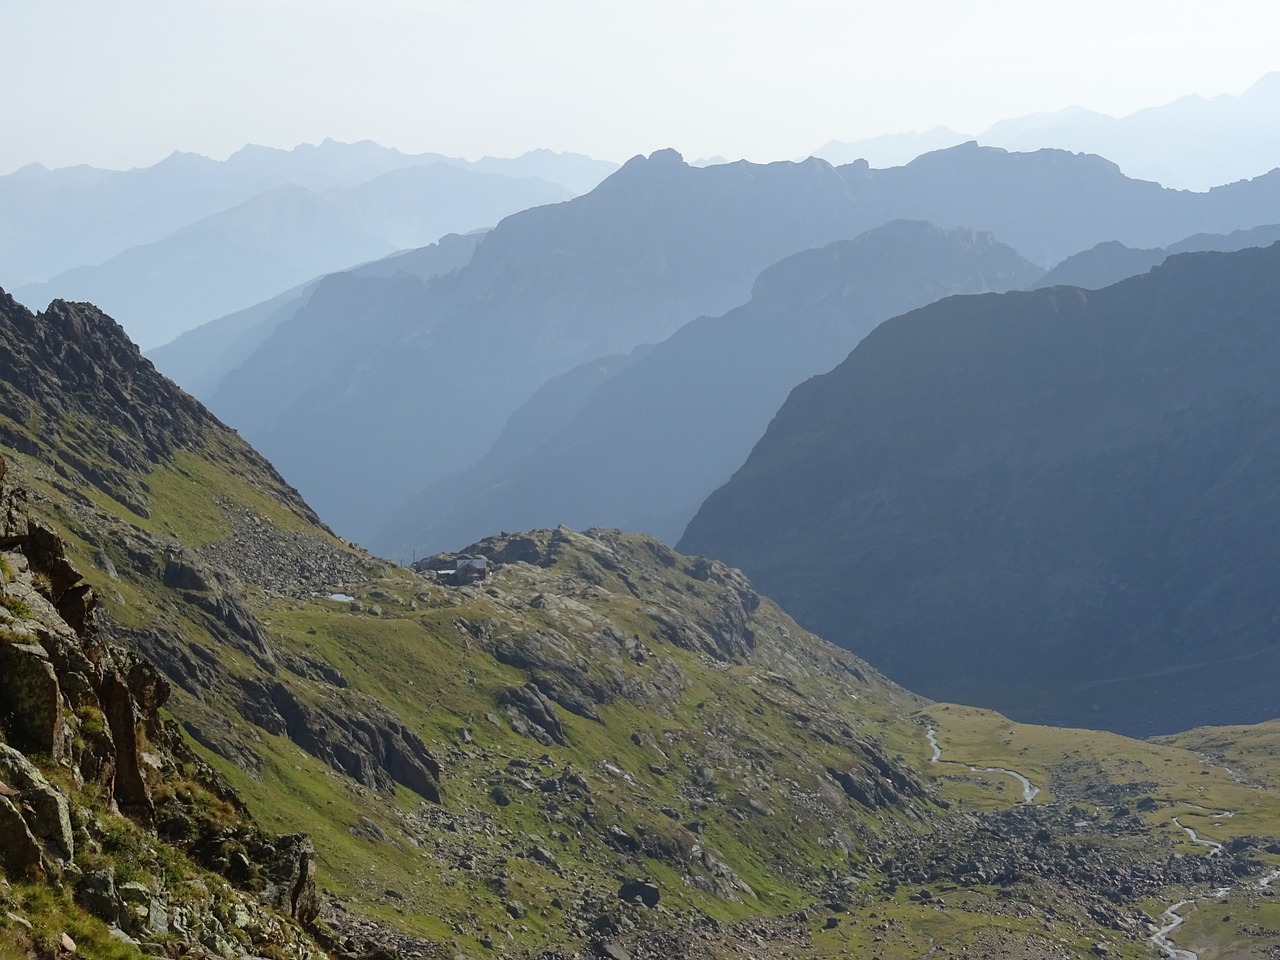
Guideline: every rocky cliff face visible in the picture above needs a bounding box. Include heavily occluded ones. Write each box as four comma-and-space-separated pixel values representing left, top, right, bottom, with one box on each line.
0, 455, 323, 958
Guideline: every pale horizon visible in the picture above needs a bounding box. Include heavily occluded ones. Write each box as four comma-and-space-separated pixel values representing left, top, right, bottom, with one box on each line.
4, 0, 1278, 176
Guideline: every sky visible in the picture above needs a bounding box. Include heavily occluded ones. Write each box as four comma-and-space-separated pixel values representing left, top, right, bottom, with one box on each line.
3, 0, 1279, 174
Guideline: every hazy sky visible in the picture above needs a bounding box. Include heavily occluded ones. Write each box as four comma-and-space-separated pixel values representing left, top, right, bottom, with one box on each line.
4, 0, 1278, 173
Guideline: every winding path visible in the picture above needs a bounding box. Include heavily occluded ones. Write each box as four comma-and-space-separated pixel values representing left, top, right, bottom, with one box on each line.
925, 726, 1040, 803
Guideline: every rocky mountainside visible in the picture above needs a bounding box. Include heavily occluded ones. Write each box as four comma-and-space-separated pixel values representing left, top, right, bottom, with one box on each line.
681, 241, 1280, 737
4, 290, 1280, 958
201, 143, 1280, 546
0, 454, 325, 958
375, 221, 1043, 556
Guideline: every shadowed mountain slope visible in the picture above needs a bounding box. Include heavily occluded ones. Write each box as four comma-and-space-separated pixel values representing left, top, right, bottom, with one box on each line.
208, 150, 877, 539
146, 231, 483, 401
1032, 222, 1280, 290
681, 242, 1280, 737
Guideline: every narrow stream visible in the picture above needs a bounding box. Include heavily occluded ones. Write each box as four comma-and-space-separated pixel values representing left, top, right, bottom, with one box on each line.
1151, 901, 1198, 960
921, 724, 1280, 960
1172, 817, 1223, 856
925, 726, 1040, 802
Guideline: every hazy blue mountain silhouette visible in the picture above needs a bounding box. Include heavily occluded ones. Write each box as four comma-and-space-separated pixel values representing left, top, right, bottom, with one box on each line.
813, 73, 1280, 191
978, 72, 1280, 190
208, 144, 1280, 545
680, 242, 1280, 736
147, 232, 483, 400
209, 150, 879, 539
13, 164, 566, 348
0, 139, 613, 287
837, 141, 1280, 267
374, 222, 1042, 557
811, 127, 969, 167
1032, 223, 1280, 290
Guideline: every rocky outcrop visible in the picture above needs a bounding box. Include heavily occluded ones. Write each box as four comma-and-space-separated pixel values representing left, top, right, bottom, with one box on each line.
265, 682, 442, 803
0, 458, 324, 956
0, 468, 165, 826
827, 739, 931, 813
501, 683, 568, 746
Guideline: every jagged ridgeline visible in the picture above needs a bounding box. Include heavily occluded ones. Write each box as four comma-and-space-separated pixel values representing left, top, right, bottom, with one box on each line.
6, 288, 1280, 959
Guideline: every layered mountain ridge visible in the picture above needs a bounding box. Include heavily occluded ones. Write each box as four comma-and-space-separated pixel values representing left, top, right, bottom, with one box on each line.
196, 141, 1280, 546
376, 221, 1043, 555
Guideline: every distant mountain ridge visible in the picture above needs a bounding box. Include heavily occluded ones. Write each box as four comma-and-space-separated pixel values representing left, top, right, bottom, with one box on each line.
146, 231, 484, 399
814, 72, 1280, 191
11, 164, 567, 349
199, 143, 1280, 545
1032, 223, 1280, 290
0, 139, 615, 287
680, 241, 1280, 736
205, 149, 878, 539
374, 221, 1043, 557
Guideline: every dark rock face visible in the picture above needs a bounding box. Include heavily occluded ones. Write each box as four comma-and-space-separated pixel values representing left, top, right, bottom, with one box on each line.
681, 243, 1280, 735
827, 740, 930, 813
265, 681, 442, 803
261, 834, 320, 925
0, 642, 64, 757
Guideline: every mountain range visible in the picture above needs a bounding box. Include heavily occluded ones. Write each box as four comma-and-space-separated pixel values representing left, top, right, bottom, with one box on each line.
0, 139, 614, 286
182, 141, 1280, 550
815, 71, 1280, 191
374, 221, 1043, 556
5, 276, 1280, 958
1031, 222, 1280, 290
10, 164, 567, 350
0, 140, 618, 350
681, 241, 1280, 737
147, 231, 485, 401
199, 149, 883, 539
